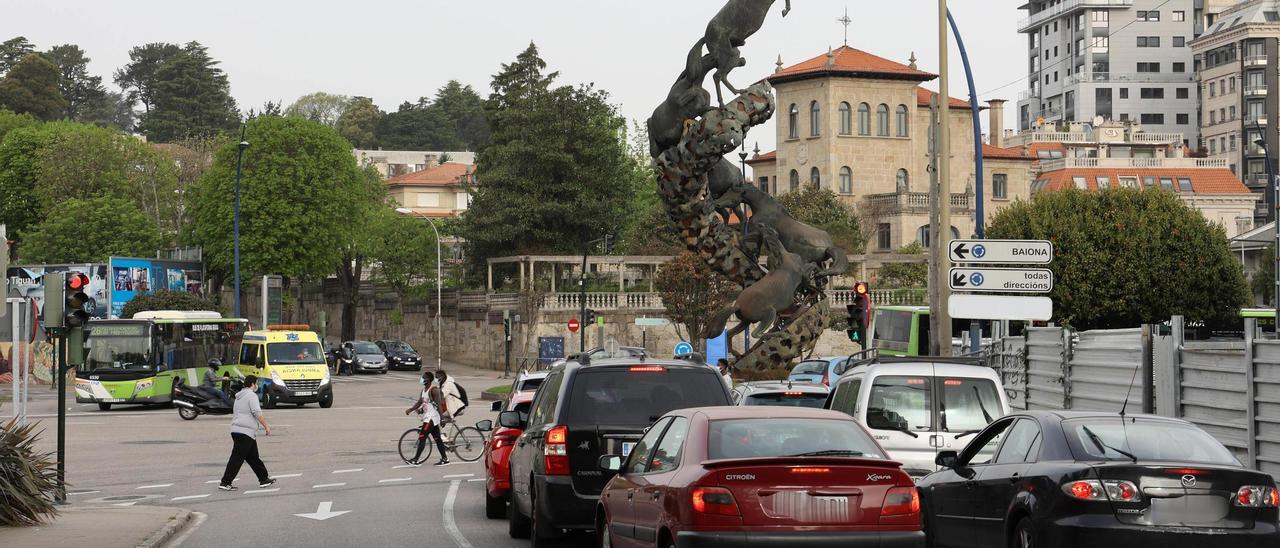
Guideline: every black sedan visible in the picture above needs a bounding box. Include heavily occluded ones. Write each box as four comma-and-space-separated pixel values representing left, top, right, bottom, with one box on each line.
917, 410, 1279, 548
375, 340, 422, 371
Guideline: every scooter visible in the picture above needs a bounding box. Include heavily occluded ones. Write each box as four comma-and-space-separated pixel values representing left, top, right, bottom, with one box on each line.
337, 352, 357, 376
173, 376, 243, 420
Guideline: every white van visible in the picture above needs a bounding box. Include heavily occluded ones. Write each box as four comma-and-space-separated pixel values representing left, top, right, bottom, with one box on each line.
825, 359, 1010, 477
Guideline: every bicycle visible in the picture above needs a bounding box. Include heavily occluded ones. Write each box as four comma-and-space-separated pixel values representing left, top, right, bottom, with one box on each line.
397, 411, 486, 464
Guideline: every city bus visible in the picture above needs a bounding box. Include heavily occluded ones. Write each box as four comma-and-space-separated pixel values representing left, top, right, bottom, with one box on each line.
75, 311, 248, 410
869, 305, 996, 357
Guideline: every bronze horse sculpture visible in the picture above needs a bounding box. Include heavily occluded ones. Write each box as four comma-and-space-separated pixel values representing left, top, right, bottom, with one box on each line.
717, 184, 850, 278
701, 0, 791, 106
706, 223, 815, 340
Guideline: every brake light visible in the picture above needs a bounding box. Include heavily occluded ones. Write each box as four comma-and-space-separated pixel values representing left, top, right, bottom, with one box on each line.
784, 391, 804, 396
1234, 486, 1280, 508
544, 425, 569, 475
944, 379, 963, 386
790, 467, 831, 474
1167, 468, 1209, 476
1063, 480, 1141, 502
881, 486, 920, 516
629, 366, 665, 372
691, 487, 739, 516
821, 368, 829, 386
906, 378, 926, 385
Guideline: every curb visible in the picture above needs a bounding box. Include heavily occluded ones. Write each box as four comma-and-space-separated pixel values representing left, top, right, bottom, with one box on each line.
480, 389, 504, 401
137, 508, 192, 548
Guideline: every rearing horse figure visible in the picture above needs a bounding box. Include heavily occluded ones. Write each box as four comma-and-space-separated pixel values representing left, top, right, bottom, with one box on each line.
701, 0, 791, 107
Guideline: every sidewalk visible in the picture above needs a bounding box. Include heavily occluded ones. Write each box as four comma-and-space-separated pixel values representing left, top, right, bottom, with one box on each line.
0, 505, 195, 548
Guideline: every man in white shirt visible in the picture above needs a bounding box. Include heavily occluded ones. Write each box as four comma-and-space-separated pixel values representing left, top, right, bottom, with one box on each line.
435, 369, 465, 418
717, 359, 733, 390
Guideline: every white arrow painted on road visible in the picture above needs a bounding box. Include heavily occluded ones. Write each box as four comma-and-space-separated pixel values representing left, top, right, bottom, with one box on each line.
293, 501, 350, 521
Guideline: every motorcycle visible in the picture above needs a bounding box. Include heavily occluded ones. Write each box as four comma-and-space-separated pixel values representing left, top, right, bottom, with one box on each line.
337, 348, 357, 376
174, 368, 243, 420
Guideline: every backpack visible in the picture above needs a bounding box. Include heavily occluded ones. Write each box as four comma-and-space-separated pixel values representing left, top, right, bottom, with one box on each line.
455, 383, 469, 407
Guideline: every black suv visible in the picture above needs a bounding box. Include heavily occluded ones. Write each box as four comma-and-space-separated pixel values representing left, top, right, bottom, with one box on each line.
374, 340, 422, 371
500, 357, 732, 546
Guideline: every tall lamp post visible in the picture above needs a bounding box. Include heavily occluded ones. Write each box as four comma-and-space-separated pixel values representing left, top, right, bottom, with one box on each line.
1255, 131, 1279, 327
395, 208, 444, 370
233, 123, 249, 319
738, 143, 751, 356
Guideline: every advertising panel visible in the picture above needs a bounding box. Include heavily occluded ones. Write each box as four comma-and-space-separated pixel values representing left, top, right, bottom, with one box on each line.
107, 257, 204, 319
4, 264, 109, 325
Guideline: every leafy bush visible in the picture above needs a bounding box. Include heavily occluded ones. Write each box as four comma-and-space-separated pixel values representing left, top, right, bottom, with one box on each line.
120, 290, 221, 319
0, 419, 60, 526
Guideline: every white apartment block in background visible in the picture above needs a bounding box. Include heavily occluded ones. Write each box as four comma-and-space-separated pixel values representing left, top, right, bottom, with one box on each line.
352, 149, 476, 179
1017, 0, 1214, 145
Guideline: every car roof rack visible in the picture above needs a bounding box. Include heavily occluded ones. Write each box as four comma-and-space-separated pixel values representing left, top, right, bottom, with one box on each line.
841, 348, 987, 371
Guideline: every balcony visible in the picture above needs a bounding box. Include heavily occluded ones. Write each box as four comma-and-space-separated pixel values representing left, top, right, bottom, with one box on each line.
1246, 114, 1270, 126
1245, 55, 1270, 68
1128, 132, 1185, 144
1069, 72, 1196, 84
1248, 144, 1269, 157
1018, 0, 1134, 33
1038, 157, 1229, 171
1245, 85, 1268, 97
863, 192, 973, 215
538, 292, 664, 311
1019, 88, 1040, 101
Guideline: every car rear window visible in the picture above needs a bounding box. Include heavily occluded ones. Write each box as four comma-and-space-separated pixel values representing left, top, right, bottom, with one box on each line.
1064, 418, 1239, 466
517, 377, 544, 392
867, 376, 932, 432
708, 418, 884, 460
791, 360, 827, 376
744, 392, 828, 408
940, 378, 1002, 432
564, 367, 728, 426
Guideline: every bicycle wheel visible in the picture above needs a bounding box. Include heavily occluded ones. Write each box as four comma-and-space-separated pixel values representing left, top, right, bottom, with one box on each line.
398, 427, 432, 464
450, 426, 486, 462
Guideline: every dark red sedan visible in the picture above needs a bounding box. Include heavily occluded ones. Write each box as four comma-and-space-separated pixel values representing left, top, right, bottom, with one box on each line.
484, 389, 537, 519
596, 406, 924, 547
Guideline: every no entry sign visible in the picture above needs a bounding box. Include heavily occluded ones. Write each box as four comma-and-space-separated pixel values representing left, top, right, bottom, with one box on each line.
568, 318, 580, 333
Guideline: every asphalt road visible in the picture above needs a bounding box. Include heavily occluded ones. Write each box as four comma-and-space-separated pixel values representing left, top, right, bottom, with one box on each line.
18, 366, 589, 548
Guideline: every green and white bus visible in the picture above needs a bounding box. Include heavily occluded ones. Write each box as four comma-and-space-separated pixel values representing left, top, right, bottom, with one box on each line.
869, 305, 995, 357
75, 311, 248, 410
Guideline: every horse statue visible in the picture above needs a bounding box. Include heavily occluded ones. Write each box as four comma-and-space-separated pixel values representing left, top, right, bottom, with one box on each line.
701, 0, 791, 106
705, 223, 816, 340
716, 184, 850, 278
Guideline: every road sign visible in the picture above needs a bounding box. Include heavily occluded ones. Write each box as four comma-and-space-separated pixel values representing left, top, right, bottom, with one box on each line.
634, 317, 670, 327
949, 294, 1053, 321
949, 267, 1053, 293
568, 318, 580, 333
674, 342, 693, 355
949, 239, 1053, 264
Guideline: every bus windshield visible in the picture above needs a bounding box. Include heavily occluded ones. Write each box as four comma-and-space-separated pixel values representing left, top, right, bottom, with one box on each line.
86, 332, 154, 372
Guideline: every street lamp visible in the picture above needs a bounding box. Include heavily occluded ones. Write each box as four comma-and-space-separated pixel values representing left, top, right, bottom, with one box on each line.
1256, 130, 1280, 324
233, 123, 249, 319
395, 207, 444, 370
738, 142, 751, 355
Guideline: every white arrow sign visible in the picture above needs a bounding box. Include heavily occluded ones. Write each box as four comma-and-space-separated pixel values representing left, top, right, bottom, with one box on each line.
949, 239, 1053, 264
294, 501, 350, 521
950, 268, 1053, 293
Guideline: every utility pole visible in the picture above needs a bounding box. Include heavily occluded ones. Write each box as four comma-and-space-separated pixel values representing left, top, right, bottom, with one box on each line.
935, 0, 954, 356
928, 96, 941, 355
233, 122, 249, 319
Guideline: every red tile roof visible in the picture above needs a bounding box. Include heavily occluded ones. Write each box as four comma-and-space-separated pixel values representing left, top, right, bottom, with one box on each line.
745, 151, 777, 165
982, 143, 1034, 161
769, 46, 936, 83
915, 88, 973, 110
1036, 168, 1251, 194
385, 162, 474, 187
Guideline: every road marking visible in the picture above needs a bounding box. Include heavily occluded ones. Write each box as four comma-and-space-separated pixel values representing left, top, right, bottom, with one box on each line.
312, 483, 346, 489
378, 477, 412, 483
442, 473, 474, 479
294, 500, 350, 521
114, 502, 138, 507
66, 421, 104, 425
332, 468, 363, 474
467, 478, 485, 483
275, 473, 302, 478
245, 488, 279, 494
443, 480, 473, 548
136, 483, 174, 490
392, 464, 417, 469
171, 494, 210, 501
68, 490, 100, 496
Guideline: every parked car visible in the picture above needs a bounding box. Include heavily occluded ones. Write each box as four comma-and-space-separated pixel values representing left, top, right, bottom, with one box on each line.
918, 410, 1280, 548
731, 380, 829, 408
375, 339, 422, 371
788, 356, 848, 386
596, 406, 924, 547
509, 369, 548, 395
343, 340, 388, 374
484, 389, 538, 519
500, 357, 733, 547
826, 358, 1009, 477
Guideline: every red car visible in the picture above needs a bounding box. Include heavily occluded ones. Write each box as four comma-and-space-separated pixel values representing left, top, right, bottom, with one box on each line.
596, 406, 924, 547
484, 389, 537, 518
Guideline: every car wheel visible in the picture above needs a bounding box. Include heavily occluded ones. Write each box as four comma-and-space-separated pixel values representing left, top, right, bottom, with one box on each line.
530, 487, 555, 548
262, 391, 276, 409
380, 369, 388, 375
319, 393, 333, 409
596, 512, 615, 548
507, 484, 531, 538
178, 406, 198, 420
97, 403, 112, 411
1012, 517, 1036, 548
485, 490, 505, 520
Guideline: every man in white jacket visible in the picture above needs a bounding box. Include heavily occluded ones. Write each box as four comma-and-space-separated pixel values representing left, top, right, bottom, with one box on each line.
219, 375, 274, 491
435, 369, 465, 418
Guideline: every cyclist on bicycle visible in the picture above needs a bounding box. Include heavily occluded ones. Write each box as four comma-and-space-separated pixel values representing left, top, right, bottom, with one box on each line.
435, 369, 466, 418
404, 370, 450, 466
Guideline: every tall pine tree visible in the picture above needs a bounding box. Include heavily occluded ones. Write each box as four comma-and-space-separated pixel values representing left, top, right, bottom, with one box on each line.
127, 42, 239, 142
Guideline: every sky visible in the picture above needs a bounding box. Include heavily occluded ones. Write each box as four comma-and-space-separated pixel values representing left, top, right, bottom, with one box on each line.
9, 0, 1028, 154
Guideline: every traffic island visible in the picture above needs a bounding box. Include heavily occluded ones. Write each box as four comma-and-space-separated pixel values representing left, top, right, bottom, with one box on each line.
0, 506, 195, 548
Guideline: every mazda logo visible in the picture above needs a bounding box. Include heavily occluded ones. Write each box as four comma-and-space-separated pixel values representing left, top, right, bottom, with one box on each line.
1181, 475, 1197, 488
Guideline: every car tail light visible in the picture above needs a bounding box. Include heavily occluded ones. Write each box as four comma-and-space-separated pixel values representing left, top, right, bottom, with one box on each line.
944, 379, 963, 386
491, 432, 517, 449
881, 487, 920, 516
1234, 486, 1280, 508
1062, 480, 1141, 502
544, 425, 569, 475
821, 368, 829, 386
691, 487, 739, 516
790, 467, 830, 474
629, 366, 665, 372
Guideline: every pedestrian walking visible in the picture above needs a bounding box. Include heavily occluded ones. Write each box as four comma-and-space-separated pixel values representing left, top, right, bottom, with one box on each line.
717, 358, 734, 390
435, 369, 466, 417
219, 375, 275, 491
405, 370, 450, 466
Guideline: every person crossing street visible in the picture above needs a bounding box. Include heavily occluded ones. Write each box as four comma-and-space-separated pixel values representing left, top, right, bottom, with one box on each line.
219, 375, 275, 491
405, 370, 450, 466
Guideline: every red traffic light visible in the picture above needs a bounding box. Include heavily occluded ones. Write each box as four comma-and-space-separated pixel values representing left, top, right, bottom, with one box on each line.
67, 272, 89, 290
854, 282, 868, 295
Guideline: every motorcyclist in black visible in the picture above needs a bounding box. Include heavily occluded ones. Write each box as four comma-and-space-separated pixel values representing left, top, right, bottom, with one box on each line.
202, 359, 233, 406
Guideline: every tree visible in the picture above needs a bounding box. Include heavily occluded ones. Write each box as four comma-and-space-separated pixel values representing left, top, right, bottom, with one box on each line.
285, 92, 350, 127
1252, 244, 1274, 306
19, 197, 163, 263
876, 242, 928, 289
776, 187, 865, 256
336, 96, 381, 148
0, 54, 66, 120
43, 44, 108, 122
78, 91, 134, 131
157, 136, 223, 239
987, 188, 1249, 329
114, 42, 182, 113
431, 80, 489, 149
120, 289, 221, 319
0, 36, 35, 76
656, 252, 738, 350
617, 121, 680, 255
333, 167, 387, 341
134, 42, 239, 142
374, 98, 464, 151
0, 122, 58, 238
464, 43, 635, 277
0, 108, 38, 142
369, 209, 440, 298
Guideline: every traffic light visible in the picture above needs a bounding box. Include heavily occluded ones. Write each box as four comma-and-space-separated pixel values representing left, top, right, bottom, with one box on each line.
65, 272, 91, 327
584, 309, 597, 327
43, 272, 66, 330
847, 281, 870, 344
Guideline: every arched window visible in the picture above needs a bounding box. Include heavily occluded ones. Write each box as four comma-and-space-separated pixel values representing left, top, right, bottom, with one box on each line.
917, 225, 962, 248
858, 103, 871, 135
788, 104, 799, 139
809, 101, 821, 136
810, 167, 821, 189
789, 169, 800, 192
896, 104, 909, 137
896, 168, 909, 192
839, 102, 852, 135
877, 104, 890, 136
839, 166, 852, 194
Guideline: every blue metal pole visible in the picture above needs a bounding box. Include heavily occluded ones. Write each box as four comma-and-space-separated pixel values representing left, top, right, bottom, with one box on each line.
948, 9, 985, 354
233, 122, 247, 319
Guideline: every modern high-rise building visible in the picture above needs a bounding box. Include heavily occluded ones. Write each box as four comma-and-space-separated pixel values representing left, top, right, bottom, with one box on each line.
1016, 0, 1211, 145
1192, 0, 1280, 224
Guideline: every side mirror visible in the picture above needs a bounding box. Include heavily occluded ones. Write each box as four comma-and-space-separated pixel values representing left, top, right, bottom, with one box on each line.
475, 419, 494, 432
498, 410, 526, 429
491, 400, 503, 412
598, 454, 622, 472
935, 450, 959, 469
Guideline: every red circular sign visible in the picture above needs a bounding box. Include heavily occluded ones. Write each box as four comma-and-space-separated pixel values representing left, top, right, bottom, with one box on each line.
568, 318, 580, 333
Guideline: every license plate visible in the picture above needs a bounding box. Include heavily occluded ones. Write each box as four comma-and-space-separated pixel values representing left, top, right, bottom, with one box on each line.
295, 391, 315, 396
622, 442, 636, 457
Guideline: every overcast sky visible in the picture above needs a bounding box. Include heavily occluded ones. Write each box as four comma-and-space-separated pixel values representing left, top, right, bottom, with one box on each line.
11, 0, 1027, 153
